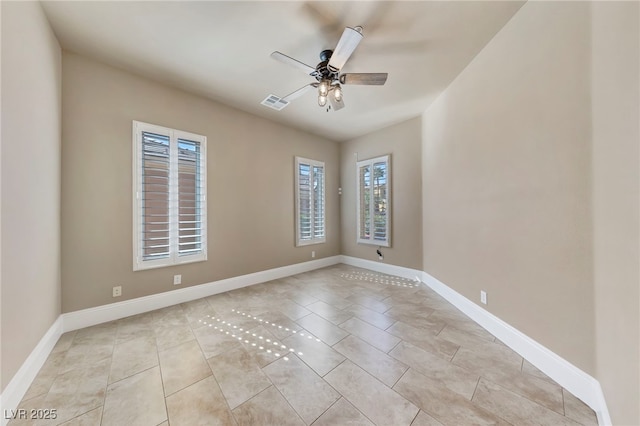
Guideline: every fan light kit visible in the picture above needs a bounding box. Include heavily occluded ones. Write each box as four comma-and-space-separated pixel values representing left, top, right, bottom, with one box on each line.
262, 25, 388, 112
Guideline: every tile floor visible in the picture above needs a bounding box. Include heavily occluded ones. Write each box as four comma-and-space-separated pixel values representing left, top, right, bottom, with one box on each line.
9, 265, 598, 425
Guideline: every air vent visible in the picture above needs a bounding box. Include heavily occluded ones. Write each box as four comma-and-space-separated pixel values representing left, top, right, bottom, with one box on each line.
261, 94, 289, 111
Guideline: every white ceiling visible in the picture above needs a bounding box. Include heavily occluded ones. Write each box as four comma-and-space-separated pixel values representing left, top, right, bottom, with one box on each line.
41, 1, 525, 142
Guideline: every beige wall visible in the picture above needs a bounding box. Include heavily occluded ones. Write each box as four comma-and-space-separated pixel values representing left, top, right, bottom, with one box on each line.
421, 2, 595, 374
61, 53, 339, 313
591, 2, 640, 424
340, 117, 422, 270
1, 2, 62, 391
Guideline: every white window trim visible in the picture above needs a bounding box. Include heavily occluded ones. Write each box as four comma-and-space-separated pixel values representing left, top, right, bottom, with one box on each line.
295, 156, 326, 246
132, 121, 207, 271
356, 154, 391, 247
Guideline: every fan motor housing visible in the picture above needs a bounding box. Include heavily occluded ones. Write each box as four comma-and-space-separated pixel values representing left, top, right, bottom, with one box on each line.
316, 50, 338, 81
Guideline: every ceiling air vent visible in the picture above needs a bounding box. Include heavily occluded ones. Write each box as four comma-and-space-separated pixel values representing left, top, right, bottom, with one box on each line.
261, 94, 289, 111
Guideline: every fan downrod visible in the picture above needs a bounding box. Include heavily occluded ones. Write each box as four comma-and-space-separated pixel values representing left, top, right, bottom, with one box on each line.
319, 50, 333, 62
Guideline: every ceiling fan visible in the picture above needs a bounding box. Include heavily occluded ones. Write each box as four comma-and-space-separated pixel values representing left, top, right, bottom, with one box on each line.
262, 26, 388, 112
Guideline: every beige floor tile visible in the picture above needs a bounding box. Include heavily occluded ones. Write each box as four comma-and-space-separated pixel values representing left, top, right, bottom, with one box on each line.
263, 355, 340, 423
387, 321, 460, 361
251, 311, 303, 340
166, 376, 236, 426
489, 369, 564, 414
232, 386, 305, 426
352, 282, 395, 300
7, 394, 48, 426
383, 298, 435, 315
451, 342, 523, 374
51, 332, 76, 354
284, 290, 320, 307
522, 360, 556, 384
180, 298, 212, 316
296, 313, 349, 346
393, 368, 507, 425
417, 293, 457, 311
183, 304, 217, 330
116, 313, 156, 343
273, 298, 312, 321
452, 345, 563, 413
411, 410, 444, 426
341, 303, 396, 330
151, 304, 188, 327
311, 398, 374, 426
240, 324, 288, 368
193, 322, 243, 358
12, 265, 590, 426
437, 324, 495, 349
345, 294, 393, 313
154, 323, 195, 351
58, 407, 103, 426
325, 360, 419, 426
205, 293, 236, 311
72, 322, 118, 346
431, 310, 496, 341
22, 351, 67, 400
334, 335, 408, 387
109, 334, 158, 384
390, 341, 479, 399
208, 346, 272, 409
34, 358, 110, 424
59, 341, 114, 374
102, 366, 167, 426
158, 339, 212, 396
308, 290, 353, 310
340, 317, 401, 353
116, 326, 155, 345
384, 308, 446, 334
306, 300, 354, 325
281, 332, 345, 376
472, 378, 581, 426
563, 389, 598, 425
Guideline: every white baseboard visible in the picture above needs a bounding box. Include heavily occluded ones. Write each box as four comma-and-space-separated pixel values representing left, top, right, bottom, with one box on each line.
420, 270, 611, 426
339, 255, 423, 282
63, 256, 341, 332
0, 316, 63, 426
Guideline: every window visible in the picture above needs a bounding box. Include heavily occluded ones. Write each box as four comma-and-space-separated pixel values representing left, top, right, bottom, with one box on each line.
356, 155, 390, 247
295, 157, 325, 246
133, 121, 207, 270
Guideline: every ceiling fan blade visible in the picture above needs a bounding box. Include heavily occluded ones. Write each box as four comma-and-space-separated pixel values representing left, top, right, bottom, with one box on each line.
329, 91, 345, 111
327, 26, 363, 72
339, 73, 388, 85
270, 51, 317, 76
282, 83, 317, 102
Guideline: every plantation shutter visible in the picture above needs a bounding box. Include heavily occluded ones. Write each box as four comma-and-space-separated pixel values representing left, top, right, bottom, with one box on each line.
372, 160, 387, 241
358, 164, 371, 241
177, 139, 204, 256
356, 155, 391, 247
313, 165, 325, 239
298, 163, 312, 241
141, 131, 171, 260
134, 121, 207, 270
295, 157, 325, 246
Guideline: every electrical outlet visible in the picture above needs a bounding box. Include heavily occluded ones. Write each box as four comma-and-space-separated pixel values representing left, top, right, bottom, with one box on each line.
376, 249, 383, 260
112, 286, 122, 297
480, 290, 487, 305
311, 251, 316, 258
173, 275, 182, 285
